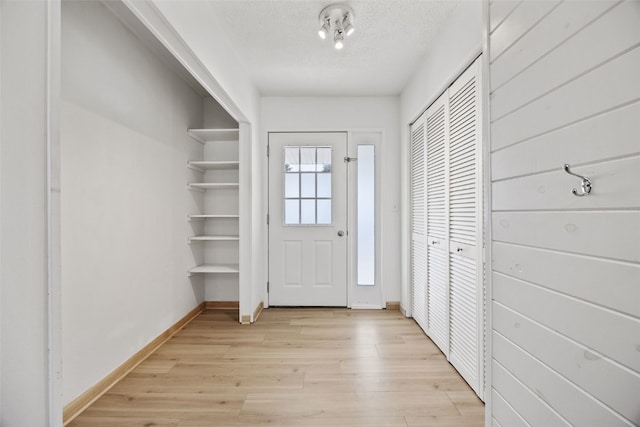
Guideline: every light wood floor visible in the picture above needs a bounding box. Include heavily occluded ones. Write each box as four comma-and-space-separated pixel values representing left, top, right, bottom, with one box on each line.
70, 308, 484, 426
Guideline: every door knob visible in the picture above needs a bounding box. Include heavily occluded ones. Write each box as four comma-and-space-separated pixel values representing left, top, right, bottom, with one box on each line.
337, 230, 345, 237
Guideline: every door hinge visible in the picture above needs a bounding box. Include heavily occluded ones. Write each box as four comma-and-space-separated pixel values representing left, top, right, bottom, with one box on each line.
267, 281, 269, 292
344, 156, 357, 163
267, 144, 270, 157
267, 213, 269, 225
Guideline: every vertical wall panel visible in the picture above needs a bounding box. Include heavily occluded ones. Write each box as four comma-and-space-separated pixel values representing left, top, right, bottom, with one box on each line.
488, 1, 640, 425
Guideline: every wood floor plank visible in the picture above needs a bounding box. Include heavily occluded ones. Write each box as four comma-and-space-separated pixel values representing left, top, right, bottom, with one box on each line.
69, 416, 181, 426
133, 358, 178, 374
240, 390, 460, 418
405, 415, 485, 427
177, 415, 410, 427
69, 308, 484, 426
303, 371, 473, 393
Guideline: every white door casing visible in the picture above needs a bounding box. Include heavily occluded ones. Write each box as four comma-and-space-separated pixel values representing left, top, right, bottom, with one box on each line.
268, 132, 348, 306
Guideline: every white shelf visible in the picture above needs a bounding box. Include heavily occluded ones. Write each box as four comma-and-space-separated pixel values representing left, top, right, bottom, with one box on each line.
188, 214, 239, 221
186, 126, 240, 284
189, 264, 240, 274
188, 182, 239, 190
187, 160, 239, 171
187, 128, 239, 144
188, 235, 239, 242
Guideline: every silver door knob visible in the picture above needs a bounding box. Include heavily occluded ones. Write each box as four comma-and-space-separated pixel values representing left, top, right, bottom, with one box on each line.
337, 230, 345, 236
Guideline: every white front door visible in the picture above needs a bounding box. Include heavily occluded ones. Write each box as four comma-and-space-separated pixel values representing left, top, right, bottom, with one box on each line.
268, 132, 347, 306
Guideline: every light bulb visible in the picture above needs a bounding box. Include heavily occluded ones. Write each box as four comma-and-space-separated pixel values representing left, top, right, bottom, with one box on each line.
334, 30, 344, 50
344, 23, 354, 36
343, 13, 354, 36
318, 17, 330, 40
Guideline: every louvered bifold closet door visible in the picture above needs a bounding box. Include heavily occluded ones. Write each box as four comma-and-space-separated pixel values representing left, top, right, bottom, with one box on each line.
410, 114, 427, 331
447, 59, 482, 397
425, 93, 449, 354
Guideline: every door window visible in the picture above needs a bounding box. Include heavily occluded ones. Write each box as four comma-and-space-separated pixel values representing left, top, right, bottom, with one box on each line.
283, 146, 332, 225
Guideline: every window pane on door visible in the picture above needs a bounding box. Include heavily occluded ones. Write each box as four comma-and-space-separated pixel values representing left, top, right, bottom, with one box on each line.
300, 174, 316, 198
300, 147, 316, 172
285, 173, 299, 198
282, 146, 332, 225
317, 173, 331, 198
317, 200, 332, 224
301, 199, 316, 224
285, 199, 300, 225
317, 147, 332, 172
285, 147, 300, 172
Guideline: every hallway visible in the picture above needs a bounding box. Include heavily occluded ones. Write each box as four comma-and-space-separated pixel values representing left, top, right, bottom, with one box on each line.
69, 309, 484, 426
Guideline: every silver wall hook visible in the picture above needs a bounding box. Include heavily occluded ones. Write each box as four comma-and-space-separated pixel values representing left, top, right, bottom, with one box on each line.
563, 164, 592, 196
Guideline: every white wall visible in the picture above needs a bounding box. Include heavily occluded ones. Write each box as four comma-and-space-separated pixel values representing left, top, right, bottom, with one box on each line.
60, 1, 205, 405
260, 96, 401, 304
204, 97, 238, 129
150, 0, 259, 125
147, 0, 264, 321
0, 1, 56, 425
487, 1, 640, 424
399, 2, 483, 314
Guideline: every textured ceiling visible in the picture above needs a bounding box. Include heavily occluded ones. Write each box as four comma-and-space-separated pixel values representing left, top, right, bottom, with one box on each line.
204, 0, 460, 96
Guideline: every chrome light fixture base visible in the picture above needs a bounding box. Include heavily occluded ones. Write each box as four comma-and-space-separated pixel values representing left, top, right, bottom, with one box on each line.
318, 4, 355, 50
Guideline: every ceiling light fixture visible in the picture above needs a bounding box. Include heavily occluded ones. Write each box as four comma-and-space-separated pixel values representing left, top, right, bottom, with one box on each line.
318, 4, 355, 50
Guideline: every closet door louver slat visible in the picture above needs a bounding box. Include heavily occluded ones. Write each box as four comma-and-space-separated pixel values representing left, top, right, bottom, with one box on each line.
448, 67, 481, 396
410, 119, 427, 331
426, 97, 450, 354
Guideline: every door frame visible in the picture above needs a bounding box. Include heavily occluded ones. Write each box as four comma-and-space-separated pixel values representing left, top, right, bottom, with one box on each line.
266, 129, 385, 309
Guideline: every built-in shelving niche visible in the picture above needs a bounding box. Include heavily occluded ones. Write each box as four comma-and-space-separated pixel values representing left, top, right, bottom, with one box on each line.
187, 127, 241, 309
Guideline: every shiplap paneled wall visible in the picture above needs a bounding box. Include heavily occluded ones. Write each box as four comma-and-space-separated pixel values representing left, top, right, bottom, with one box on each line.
488, 1, 640, 426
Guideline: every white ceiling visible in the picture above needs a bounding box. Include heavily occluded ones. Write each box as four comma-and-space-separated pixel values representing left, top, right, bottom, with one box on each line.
203, 0, 460, 96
